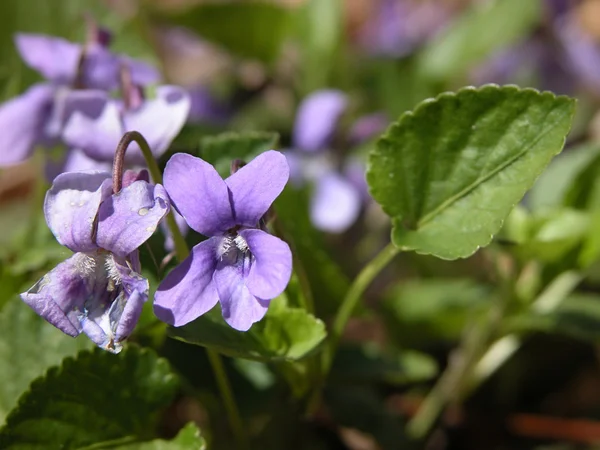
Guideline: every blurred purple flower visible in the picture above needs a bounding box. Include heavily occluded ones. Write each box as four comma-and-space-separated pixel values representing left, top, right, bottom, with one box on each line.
186, 86, 231, 125
21, 170, 169, 352
288, 90, 384, 233
0, 31, 160, 167
359, 0, 453, 58
154, 151, 292, 331
293, 90, 347, 152
62, 85, 190, 165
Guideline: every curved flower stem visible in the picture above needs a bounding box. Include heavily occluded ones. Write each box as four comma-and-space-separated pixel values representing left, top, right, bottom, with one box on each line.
323, 242, 400, 373
113, 131, 189, 261
114, 131, 247, 449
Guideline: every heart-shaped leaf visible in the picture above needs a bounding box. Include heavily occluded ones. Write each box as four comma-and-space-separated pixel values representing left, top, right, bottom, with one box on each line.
168, 296, 326, 361
0, 346, 179, 449
368, 85, 576, 259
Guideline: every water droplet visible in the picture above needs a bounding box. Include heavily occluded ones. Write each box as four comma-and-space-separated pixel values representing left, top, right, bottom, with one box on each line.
138, 208, 149, 216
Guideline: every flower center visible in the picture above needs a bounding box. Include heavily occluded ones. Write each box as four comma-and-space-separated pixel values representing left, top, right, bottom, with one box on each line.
217, 232, 250, 265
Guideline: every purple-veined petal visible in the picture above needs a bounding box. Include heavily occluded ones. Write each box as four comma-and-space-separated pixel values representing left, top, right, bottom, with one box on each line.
62, 96, 123, 162
292, 90, 347, 152
154, 238, 220, 326
122, 85, 191, 162
113, 255, 149, 342
214, 262, 269, 331
96, 181, 170, 257
225, 151, 289, 227
45, 171, 112, 252
20, 252, 104, 337
163, 153, 234, 236
0, 83, 54, 166
15, 33, 81, 83
310, 171, 362, 233
239, 229, 292, 300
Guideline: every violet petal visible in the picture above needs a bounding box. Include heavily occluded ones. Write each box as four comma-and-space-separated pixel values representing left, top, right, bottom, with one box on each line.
225, 150, 289, 227
122, 86, 191, 163
239, 229, 292, 300
0, 83, 54, 166
310, 171, 362, 233
292, 90, 347, 152
44, 171, 112, 252
154, 238, 220, 326
214, 262, 269, 331
96, 181, 170, 257
15, 33, 81, 83
163, 153, 235, 236
20, 252, 103, 337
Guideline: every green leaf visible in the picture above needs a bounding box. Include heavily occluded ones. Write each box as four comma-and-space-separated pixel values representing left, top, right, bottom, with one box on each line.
200, 131, 279, 177
0, 300, 92, 424
529, 144, 600, 212
368, 85, 576, 259
382, 279, 492, 346
168, 296, 326, 361
508, 294, 600, 342
0, 346, 179, 449
417, 0, 541, 80
112, 423, 206, 450
154, 2, 292, 63
332, 345, 438, 385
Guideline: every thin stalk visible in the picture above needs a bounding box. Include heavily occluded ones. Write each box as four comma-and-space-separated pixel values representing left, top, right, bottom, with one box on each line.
113, 131, 247, 449
323, 242, 400, 373
406, 269, 584, 440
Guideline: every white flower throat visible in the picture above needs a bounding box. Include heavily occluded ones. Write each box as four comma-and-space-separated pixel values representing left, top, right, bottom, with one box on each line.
217, 232, 250, 264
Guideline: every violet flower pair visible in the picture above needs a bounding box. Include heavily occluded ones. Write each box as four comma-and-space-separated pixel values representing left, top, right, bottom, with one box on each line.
287, 90, 387, 233
0, 30, 190, 173
21, 150, 293, 352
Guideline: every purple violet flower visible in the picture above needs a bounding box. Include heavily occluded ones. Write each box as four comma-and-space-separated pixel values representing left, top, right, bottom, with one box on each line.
20, 170, 169, 353
62, 85, 191, 165
288, 90, 384, 233
0, 31, 160, 167
154, 151, 292, 331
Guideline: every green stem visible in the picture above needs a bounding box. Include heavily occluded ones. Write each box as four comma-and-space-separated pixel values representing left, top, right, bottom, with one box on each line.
406, 269, 583, 440
115, 131, 247, 449
206, 348, 248, 450
465, 270, 583, 395
323, 242, 400, 373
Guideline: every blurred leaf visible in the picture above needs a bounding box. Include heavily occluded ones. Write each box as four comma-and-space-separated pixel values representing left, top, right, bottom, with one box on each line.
0, 346, 180, 449
154, 2, 292, 63
519, 208, 589, 263
168, 296, 326, 361
113, 423, 206, 450
296, 0, 342, 91
529, 144, 600, 212
418, 0, 541, 80
368, 85, 575, 259
383, 279, 492, 346
0, 300, 91, 424
332, 345, 438, 385
274, 187, 351, 317
508, 294, 600, 342
325, 385, 411, 450
200, 130, 279, 177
